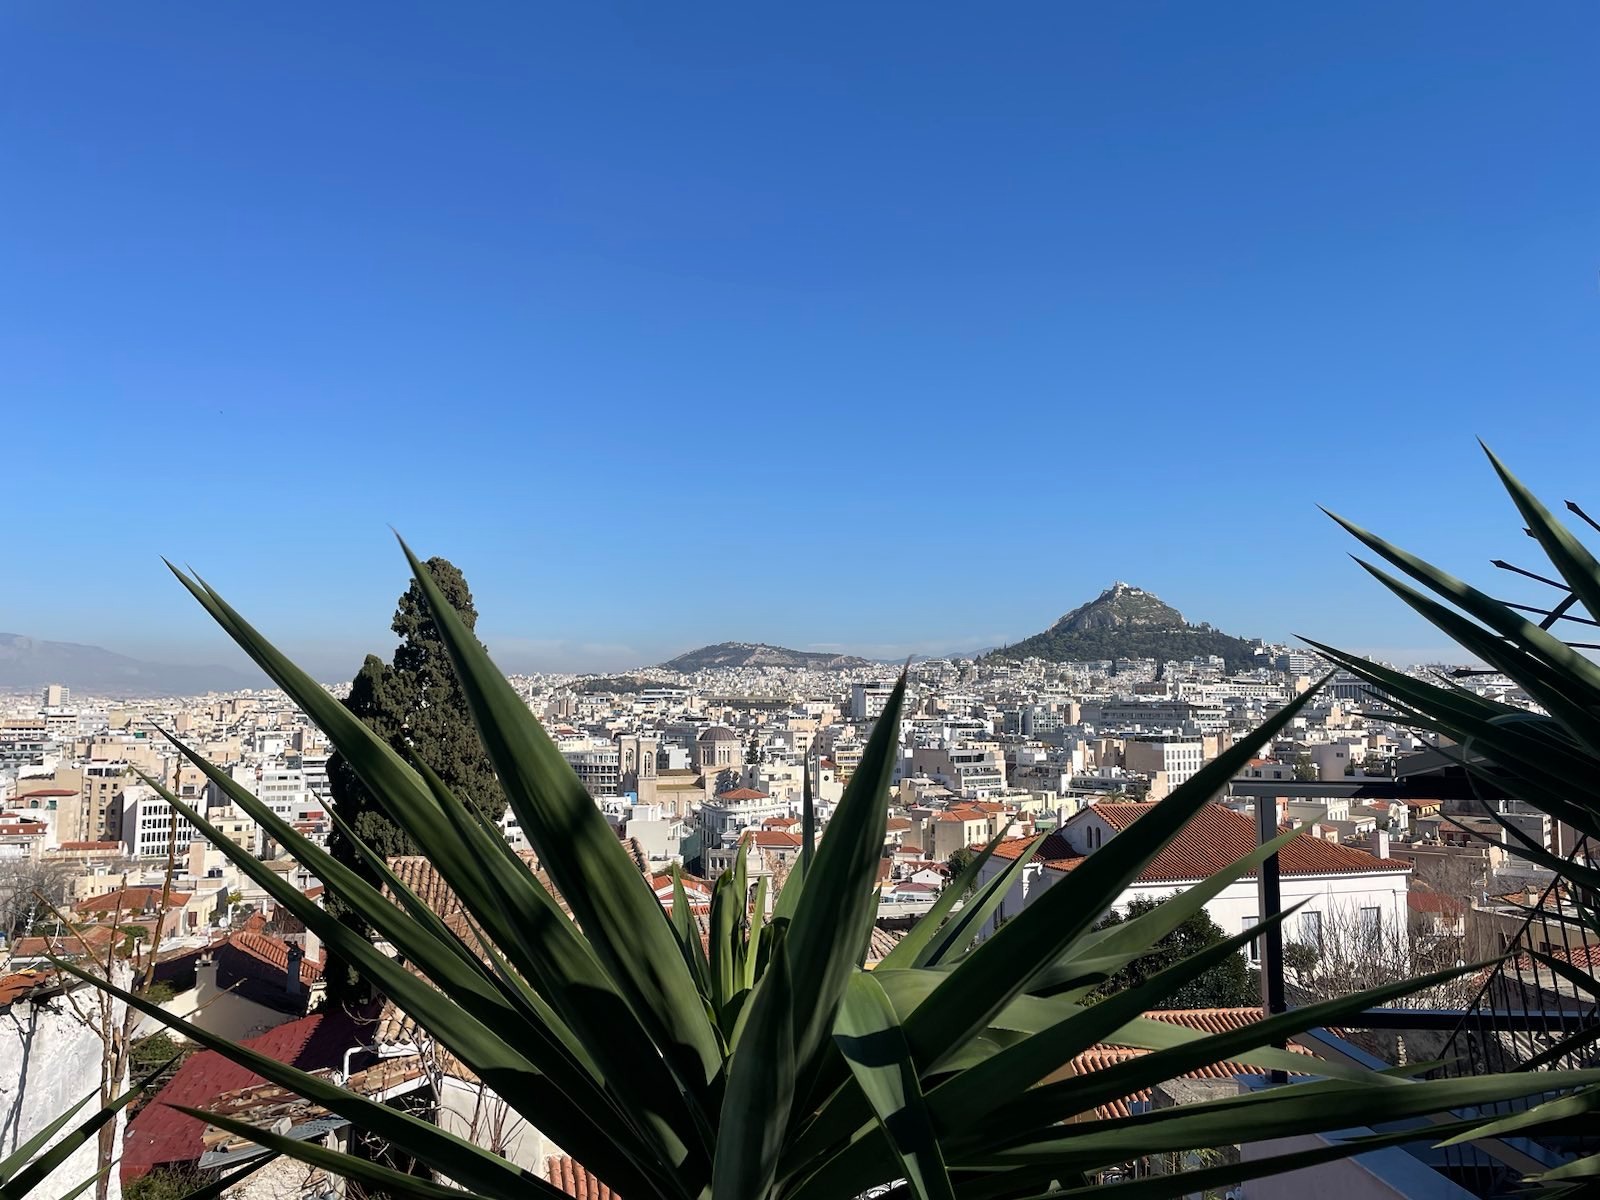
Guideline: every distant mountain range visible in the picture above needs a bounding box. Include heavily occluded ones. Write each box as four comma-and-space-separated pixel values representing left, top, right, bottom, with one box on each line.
0, 633, 260, 697
987, 582, 1262, 671
660, 642, 873, 672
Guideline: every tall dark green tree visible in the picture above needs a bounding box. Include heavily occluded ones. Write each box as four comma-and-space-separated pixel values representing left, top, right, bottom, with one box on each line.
323, 558, 505, 1003
1090, 895, 1258, 1009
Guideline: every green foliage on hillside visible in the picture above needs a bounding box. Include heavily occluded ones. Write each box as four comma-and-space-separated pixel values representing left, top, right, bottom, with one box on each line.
573, 675, 652, 694
989, 582, 1260, 671
661, 642, 872, 671
994, 624, 1259, 672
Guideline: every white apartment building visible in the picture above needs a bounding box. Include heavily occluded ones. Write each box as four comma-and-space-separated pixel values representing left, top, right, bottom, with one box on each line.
256, 763, 308, 822
1122, 735, 1206, 794
906, 744, 1007, 799
850, 682, 897, 722
977, 802, 1412, 963
698, 787, 789, 841
562, 743, 621, 797
120, 783, 201, 860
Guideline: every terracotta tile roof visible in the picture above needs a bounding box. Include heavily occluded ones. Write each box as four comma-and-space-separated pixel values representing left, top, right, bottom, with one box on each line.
0, 969, 59, 1006
714, 788, 770, 801
375, 854, 577, 1053
547, 1155, 620, 1199
750, 831, 802, 849
55, 840, 123, 851
197, 1057, 426, 1159
1084, 802, 1161, 830
989, 834, 1050, 859
12, 788, 79, 798
76, 887, 193, 914
1140, 1007, 1285, 1037
886, 817, 913, 831
995, 805, 1411, 883
122, 1009, 370, 1182
1071, 1007, 1317, 1119
228, 931, 322, 985
385, 851, 571, 919
1505, 941, 1599, 975
10, 926, 119, 959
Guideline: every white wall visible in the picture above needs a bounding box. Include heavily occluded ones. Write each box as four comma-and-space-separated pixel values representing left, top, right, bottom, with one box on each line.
977, 855, 1410, 955
0, 981, 127, 1200
436, 1076, 550, 1174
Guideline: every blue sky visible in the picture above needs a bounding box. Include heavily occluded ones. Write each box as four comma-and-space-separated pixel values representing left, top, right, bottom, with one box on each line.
4, 3, 1598, 677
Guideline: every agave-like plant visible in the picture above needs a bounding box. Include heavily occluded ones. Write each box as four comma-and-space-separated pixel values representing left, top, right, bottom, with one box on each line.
49, 543, 1600, 1199
1308, 443, 1600, 1187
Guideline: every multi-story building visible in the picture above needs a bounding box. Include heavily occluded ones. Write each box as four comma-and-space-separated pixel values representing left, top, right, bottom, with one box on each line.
83, 763, 135, 842
698, 786, 788, 841
1122, 735, 1206, 797
562, 744, 620, 797
256, 763, 307, 822
850, 682, 897, 722
120, 783, 201, 859
978, 802, 1413, 959
906, 744, 1007, 799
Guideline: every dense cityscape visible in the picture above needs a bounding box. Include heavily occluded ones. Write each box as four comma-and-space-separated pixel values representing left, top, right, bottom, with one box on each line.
1, 579, 1576, 1197
8, 5, 1598, 1198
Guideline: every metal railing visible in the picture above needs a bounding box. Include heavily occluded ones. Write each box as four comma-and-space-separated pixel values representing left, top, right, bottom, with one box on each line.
1424, 837, 1598, 1197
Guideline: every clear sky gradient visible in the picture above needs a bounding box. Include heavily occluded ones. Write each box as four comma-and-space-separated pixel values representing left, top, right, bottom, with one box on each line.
4, 4, 1598, 676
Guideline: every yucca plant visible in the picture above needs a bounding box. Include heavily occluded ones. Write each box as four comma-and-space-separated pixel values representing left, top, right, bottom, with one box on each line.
1308, 443, 1600, 1188
50, 543, 1600, 1199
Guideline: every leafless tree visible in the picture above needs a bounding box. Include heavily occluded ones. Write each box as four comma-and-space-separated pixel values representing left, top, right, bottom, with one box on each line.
42, 787, 189, 1200
0, 857, 73, 939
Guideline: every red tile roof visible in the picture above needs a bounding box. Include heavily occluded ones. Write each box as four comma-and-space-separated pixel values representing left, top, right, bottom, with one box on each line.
11, 926, 119, 959
1071, 1007, 1317, 1119
228, 931, 322, 985
121, 1010, 367, 1181
55, 840, 122, 851
76, 887, 193, 914
715, 788, 770, 801
1084, 802, 1161, 830
996, 805, 1411, 883
750, 831, 802, 849
546, 1155, 621, 1199
0, 970, 58, 1006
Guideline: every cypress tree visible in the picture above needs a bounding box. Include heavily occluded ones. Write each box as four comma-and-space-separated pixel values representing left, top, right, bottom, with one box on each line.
322, 557, 505, 1004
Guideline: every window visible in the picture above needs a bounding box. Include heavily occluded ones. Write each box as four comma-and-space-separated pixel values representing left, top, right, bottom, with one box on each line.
1360, 907, 1381, 942
1300, 910, 1322, 949
1243, 915, 1260, 963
